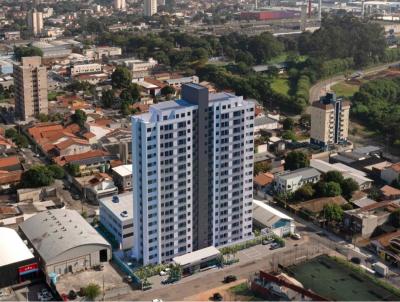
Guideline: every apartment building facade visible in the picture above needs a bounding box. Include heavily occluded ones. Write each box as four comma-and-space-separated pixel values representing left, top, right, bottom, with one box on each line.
114, 0, 126, 11
132, 84, 254, 265
310, 92, 350, 149
14, 56, 48, 121
27, 9, 43, 36
144, 0, 157, 16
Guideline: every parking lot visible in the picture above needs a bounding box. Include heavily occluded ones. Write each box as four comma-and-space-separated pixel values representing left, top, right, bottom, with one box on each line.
14, 283, 54, 302
55, 262, 128, 299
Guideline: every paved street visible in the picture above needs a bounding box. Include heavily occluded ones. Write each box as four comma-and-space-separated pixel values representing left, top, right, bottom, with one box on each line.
120, 236, 332, 301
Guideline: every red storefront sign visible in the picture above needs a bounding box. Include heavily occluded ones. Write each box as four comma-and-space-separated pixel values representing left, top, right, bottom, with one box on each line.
18, 263, 39, 275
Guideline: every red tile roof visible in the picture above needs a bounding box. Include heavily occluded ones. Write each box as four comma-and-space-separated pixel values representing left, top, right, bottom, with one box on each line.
0, 156, 20, 169
381, 185, 400, 197
54, 138, 90, 151
54, 149, 110, 166
0, 171, 22, 185
82, 132, 96, 139
254, 172, 274, 186
89, 119, 112, 127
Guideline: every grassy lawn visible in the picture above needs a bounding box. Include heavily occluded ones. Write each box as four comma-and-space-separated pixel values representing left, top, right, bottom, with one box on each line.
271, 76, 290, 96
268, 54, 308, 65
331, 82, 360, 98
229, 283, 264, 301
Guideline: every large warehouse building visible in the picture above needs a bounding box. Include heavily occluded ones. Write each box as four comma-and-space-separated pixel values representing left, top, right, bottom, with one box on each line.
0, 227, 38, 288
19, 210, 111, 280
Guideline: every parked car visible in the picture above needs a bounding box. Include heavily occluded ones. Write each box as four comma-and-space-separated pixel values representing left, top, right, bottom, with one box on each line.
262, 239, 273, 245
68, 290, 77, 300
72, 194, 80, 200
159, 270, 167, 276
351, 257, 361, 265
270, 243, 281, 250
291, 233, 301, 240
212, 293, 223, 301
123, 275, 132, 283
223, 275, 237, 283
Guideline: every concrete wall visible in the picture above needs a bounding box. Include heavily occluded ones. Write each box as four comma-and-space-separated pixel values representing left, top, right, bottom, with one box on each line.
45, 246, 111, 276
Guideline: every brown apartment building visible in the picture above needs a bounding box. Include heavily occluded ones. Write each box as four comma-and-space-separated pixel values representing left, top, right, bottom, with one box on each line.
14, 56, 48, 121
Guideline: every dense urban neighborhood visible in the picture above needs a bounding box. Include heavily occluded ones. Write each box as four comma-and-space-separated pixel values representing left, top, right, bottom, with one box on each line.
1, 0, 400, 301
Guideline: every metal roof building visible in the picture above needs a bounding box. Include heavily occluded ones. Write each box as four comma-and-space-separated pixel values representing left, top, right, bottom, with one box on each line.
19, 209, 111, 277
0, 227, 37, 287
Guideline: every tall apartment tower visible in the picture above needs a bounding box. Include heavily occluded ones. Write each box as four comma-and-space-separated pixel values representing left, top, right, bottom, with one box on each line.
310, 92, 350, 149
28, 9, 43, 36
144, 0, 157, 16
114, 0, 126, 11
14, 56, 48, 121
132, 84, 255, 265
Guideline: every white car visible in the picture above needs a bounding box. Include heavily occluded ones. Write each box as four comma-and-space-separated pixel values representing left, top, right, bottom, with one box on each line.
159, 270, 167, 276
292, 233, 301, 240
152, 299, 163, 302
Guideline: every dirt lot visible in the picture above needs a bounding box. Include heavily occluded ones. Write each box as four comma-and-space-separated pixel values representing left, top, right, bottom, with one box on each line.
183, 279, 248, 301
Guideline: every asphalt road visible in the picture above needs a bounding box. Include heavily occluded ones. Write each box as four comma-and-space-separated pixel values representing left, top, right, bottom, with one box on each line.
120, 237, 332, 301
308, 60, 400, 108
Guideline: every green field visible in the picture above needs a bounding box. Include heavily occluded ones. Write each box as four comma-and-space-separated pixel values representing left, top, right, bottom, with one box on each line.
287, 255, 400, 301
271, 77, 290, 96
331, 82, 360, 98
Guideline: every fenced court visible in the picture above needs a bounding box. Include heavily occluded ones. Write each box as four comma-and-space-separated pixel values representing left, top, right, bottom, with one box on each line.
286, 255, 400, 301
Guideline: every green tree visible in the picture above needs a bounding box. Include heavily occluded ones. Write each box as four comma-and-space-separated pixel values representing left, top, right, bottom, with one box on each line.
5, 128, 17, 139
47, 165, 65, 179
14, 135, 28, 148
65, 163, 80, 177
111, 66, 132, 89
71, 109, 87, 128
282, 130, 297, 141
324, 181, 342, 197
282, 117, 294, 130
341, 178, 359, 199
254, 162, 271, 175
120, 84, 140, 104
160, 85, 176, 97
284, 151, 309, 171
14, 46, 43, 61
325, 171, 345, 184
101, 90, 115, 108
83, 283, 101, 301
294, 183, 315, 201
20, 165, 54, 188
323, 203, 344, 222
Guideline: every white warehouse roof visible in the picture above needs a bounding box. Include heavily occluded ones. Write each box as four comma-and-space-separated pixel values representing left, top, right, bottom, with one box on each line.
0, 227, 34, 267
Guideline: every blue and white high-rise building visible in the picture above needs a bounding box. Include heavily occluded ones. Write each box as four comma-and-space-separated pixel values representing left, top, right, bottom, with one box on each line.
132, 84, 254, 265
